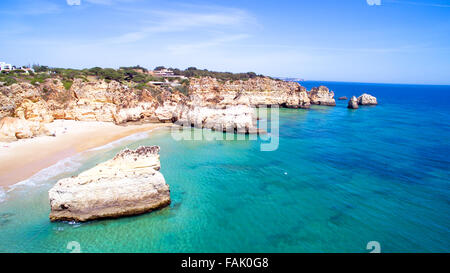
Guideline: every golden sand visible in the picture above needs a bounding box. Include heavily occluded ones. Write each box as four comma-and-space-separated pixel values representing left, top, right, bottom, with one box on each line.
0, 120, 172, 187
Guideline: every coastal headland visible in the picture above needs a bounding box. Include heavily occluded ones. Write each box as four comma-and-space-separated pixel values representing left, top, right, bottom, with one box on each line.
0, 66, 341, 188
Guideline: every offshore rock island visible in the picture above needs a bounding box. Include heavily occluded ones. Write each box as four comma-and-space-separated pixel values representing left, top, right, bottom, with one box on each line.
49, 146, 170, 222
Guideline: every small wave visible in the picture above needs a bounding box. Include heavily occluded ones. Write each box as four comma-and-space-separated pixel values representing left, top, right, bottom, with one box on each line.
5, 127, 163, 195
8, 155, 84, 192
88, 129, 156, 152
0, 187, 6, 202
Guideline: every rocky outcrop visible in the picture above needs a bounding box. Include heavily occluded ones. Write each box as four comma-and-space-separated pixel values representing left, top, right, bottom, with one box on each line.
188, 77, 311, 109
347, 96, 359, 109
175, 104, 257, 134
155, 91, 187, 123
64, 79, 160, 123
338, 96, 348, 100
0, 117, 54, 141
15, 98, 54, 123
49, 146, 170, 222
0, 82, 42, 120
308, 86, 336, 106
357, 93, 378, 105
0, 76, 336, 139
0, 79, 163, 139
177, 77, 313, 133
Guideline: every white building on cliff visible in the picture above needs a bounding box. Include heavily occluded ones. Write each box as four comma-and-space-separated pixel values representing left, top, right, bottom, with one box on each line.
0, 62, 13, 71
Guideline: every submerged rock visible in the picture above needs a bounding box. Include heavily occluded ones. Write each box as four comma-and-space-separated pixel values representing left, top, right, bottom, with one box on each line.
49, 146, 170, 222
347, 96, 359, 109
357, 93, 377, 105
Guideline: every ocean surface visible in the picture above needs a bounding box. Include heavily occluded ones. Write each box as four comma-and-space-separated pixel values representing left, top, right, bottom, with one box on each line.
0, 81, 449, 253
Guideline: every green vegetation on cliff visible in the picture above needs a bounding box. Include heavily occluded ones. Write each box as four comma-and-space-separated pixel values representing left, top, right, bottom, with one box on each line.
160, 66, 266, 81
0, 65, 273, 91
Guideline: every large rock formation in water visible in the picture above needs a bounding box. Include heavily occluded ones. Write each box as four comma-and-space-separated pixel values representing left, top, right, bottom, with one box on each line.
173, 77, 313, 133
308, 86, 336, 106
48, 146, 170, 222
347, 96, 359, 109
357, 93, 378, 105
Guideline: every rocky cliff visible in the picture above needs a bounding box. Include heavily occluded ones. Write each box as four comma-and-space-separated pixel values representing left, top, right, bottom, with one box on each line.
188, 77, 312, 109
49, 146, 170, 222
0, 79, 162, 124
0, 76, 336, 139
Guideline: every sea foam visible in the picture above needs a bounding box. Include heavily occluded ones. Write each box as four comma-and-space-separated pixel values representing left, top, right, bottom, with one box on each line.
0, 187, 6, 202
3, 127, 163, 199
88, 129, 157, 151
8, 155, 84, 192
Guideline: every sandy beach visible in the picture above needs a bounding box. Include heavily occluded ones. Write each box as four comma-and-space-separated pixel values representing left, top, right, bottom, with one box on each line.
0, 120, 172, 187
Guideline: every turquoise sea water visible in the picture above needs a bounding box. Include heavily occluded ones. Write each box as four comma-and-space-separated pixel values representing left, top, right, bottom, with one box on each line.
0, 81, 449, 253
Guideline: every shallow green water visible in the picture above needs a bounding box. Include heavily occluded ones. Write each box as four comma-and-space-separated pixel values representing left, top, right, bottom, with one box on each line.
0, 82, 449, 253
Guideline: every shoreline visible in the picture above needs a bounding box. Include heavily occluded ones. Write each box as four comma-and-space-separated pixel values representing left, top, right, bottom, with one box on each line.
0, 120, 173, 188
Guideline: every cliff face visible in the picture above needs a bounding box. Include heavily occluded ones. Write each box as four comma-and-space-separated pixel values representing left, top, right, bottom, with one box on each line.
0, 76, 335, 139
167, 77, 314, 133
49, 146, 170, 222
188, 77, 311, 109
0, 79, 162, 124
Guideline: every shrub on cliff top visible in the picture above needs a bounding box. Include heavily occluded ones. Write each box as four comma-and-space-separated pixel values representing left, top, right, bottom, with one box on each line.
0, 75, 17, 86
173, 67, 263, 81
62, 80, 73, 90
32, 65, 50, 73
30, 74, 50, 86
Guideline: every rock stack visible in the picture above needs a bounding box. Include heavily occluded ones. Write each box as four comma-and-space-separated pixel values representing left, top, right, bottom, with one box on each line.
357, 93, 378, 105
347, 96, 359, 109
49, 146, 171, 222
308, 86, 336, 106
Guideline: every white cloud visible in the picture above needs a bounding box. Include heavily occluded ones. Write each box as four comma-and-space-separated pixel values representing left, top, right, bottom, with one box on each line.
107, 7, 256, 44
367, 0, 381, 6
167, 34, 250, 54
67, 0, 81, 6
66, 0, 81, 6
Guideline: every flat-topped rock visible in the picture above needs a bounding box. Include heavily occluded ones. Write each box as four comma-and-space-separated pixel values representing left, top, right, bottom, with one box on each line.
338, 96, 348, 100
49, 146, 170, 222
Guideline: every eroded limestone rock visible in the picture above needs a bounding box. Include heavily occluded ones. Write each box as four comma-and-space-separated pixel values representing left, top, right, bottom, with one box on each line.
308, 86, 336, 106
357, 93, 378, 105
49, 146, 171, 222
348, 96, 359, 109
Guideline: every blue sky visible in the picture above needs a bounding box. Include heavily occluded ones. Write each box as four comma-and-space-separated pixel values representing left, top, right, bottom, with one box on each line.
0, 0, 449, 84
